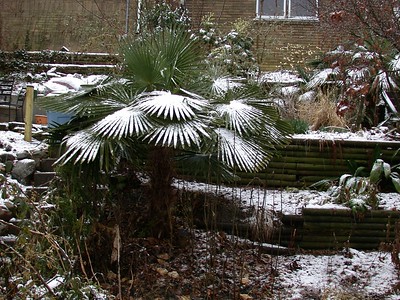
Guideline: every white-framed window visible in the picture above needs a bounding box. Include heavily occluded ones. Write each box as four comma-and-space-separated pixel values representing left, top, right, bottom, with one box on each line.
256, 0, 318, 20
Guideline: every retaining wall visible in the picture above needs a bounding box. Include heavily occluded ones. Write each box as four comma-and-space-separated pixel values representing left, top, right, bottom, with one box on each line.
278, 208, 400, 250
236, 137, 400, 188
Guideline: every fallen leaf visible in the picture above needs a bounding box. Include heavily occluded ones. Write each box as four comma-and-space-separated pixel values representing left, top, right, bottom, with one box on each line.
157, 253, 170, 260
156, 268, 168, 276
168, 271, 179, 279
240, 294, 253, 300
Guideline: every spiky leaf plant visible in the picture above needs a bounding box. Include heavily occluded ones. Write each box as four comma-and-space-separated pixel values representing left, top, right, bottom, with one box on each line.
37, 27, 292, 238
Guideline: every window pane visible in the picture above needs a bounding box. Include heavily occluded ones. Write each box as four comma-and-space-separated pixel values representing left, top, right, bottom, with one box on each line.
262, 0, 284, 17
290, 0, 315, 17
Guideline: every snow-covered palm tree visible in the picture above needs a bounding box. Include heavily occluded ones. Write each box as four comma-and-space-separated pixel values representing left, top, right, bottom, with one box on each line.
38, 28, 292, 237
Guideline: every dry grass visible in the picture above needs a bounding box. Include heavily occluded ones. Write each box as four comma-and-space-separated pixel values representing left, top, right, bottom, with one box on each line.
298, 90, 346, 131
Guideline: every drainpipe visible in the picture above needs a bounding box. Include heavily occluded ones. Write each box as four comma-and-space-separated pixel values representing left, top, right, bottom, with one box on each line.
125, 0, 130, 35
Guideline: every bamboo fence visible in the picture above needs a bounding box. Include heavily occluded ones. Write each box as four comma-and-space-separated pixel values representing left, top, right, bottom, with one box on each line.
277, 208, 400, 250
235, 137, 400, 188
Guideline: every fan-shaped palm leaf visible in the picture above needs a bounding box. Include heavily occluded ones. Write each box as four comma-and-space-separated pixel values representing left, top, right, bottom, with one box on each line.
58, 130, 143, 171
121, 27, 202, 92
136, 91, 209, 121
91, 106, 153, 139
216, 128, 271, 172
306, 68, 340, 89
36, 78, 130, 119
144, 119, 210, 149
214, 99, 264, 135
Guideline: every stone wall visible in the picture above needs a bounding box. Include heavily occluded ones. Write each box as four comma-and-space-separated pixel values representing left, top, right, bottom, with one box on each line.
0, 0, 344, 71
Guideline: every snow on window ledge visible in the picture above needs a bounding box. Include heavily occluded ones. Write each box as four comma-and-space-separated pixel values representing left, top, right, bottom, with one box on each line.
254, 15, 319, 22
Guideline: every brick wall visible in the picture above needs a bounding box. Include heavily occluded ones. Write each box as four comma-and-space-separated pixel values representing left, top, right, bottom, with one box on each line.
252, 19, 335, 70
0, 0, 344, 71
0, 0, 135, 53
185, 0, 255, 28
185, 0, 341, 71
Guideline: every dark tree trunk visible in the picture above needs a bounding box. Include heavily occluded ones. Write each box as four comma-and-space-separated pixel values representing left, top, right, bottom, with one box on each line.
148, 147, 176, 238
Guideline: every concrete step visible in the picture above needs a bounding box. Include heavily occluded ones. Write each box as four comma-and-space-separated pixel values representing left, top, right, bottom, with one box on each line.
33, 171, 56, 187
38, 158, 58, 172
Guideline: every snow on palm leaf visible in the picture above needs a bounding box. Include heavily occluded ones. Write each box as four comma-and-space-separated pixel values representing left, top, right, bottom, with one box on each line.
306, 68, 340, 89
58, 130, 140, 170
347, 67, 370, 82
145, 120, 210, 148
211, 77, 243, 95
373, 70, 398, 91
390, 54, 400, 72
217, 128, 270, 172
214, 99, 264, 135
136, 91, 209, 121
131, 90, 212, 148
58, 131, 105, 165
91, 106, 153, 139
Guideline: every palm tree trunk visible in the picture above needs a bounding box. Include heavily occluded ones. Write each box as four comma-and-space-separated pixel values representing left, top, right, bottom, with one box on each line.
148, 146, 176, 238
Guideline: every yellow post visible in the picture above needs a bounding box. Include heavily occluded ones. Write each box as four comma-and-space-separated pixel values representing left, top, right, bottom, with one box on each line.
24, 85, 34, 142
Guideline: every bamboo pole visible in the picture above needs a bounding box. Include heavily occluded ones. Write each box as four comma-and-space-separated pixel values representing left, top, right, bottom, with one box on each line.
303, 208, 400, 218
303, 215, 398, 224
298, 241, 381, 250
24, 85, 34, 142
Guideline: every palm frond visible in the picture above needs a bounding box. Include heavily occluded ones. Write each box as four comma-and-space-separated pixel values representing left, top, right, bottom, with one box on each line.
306, 68, 340, 89
217, 128, 271, 172
121, 27, 202, 91
91, 106, 153, 139
214, 100, 264, 135
122, 42, 167, 91
36, 77, 129, 118
136, 91, 209, 121
144, 119, 210, 149
57, 130, 143, 171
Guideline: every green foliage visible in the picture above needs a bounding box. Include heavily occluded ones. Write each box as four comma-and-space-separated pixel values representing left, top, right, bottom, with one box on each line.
37, 25, 291, 239
196, 17, 259, 77
328, 158, 400, 212
121, 27, 203, 92
287, 119, 309, 134
140, 1, 190, 33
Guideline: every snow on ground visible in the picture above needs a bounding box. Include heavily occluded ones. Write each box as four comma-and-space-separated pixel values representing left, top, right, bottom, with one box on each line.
1, 127, 399, 298
274, 248, 399, 299
4, 70, 400, 298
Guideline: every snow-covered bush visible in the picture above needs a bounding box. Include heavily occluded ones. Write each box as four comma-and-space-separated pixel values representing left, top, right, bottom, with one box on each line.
304, 43, 400, 131
197, 17, 259, 77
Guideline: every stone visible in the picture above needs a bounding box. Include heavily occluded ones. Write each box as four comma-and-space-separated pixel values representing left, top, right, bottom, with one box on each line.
15, 150, 31, 160
0, 151, 16, 163
11, 158, 36, 184
0, 205, 12, 221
